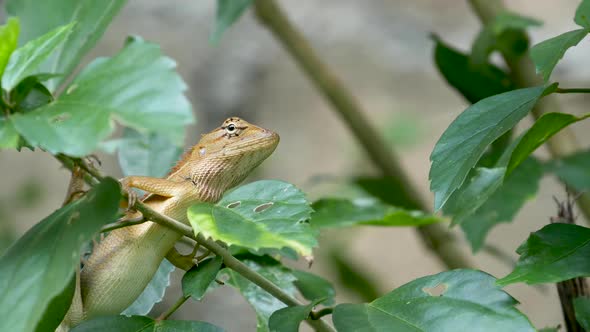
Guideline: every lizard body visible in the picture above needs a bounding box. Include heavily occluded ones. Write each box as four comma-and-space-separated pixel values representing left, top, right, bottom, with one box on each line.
64, 117, 279, 327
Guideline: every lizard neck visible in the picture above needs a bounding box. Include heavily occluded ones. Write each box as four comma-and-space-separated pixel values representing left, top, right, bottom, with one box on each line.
171, 149, 271, 204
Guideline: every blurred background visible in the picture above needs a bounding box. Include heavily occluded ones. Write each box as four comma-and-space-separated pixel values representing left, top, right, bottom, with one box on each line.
1, 0, 589, 330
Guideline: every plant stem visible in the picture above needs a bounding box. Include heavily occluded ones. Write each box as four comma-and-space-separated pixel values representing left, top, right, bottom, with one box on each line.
551, 194, 589, 332
555, 88, 590, 94
253, 0, 472, 269
310, 307, 334, 320
100, 218, 146, 233
467, 0, 590, 225
157, 295, 189, 320
57, 155, 335, 332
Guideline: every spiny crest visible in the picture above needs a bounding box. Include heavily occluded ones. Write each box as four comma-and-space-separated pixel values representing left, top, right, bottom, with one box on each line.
166, 145, 198, 177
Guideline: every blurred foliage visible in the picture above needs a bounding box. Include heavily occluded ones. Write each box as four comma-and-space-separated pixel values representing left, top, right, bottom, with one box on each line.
2, 0, 590, 330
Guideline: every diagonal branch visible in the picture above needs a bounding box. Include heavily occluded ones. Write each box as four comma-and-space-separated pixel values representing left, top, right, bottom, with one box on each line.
57, 155, 335, 332
253, 0, 473, 269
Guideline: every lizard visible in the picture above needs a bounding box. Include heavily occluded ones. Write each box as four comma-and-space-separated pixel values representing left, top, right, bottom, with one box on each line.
62, 117, 280, 328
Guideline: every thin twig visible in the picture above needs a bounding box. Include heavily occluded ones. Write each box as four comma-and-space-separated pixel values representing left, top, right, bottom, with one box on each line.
100, 218, 147, 233
555, 88, 590, 94
157, 295, 189, 321
310, 307, 334, 320
253, 0, 472, 269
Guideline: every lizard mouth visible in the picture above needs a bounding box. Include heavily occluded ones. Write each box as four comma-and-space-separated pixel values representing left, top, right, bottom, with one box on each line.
223, 130, 280, 157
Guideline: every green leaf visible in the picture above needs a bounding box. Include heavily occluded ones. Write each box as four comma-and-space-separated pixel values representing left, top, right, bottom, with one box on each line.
11, 37, 193, 157
443, 133, 529, 234
333, 269, 534, 332
0, 178, 120, 332
574, 297, 590, 330
497, 223, 590, 286
530, 29, 588, 82
547, 149, 590, 191
0, 117, 19, 148
470, 12, 540, 65
433, 38, 514, 104
310, 198, 444, 229
182, 256, 223, 301
443, 167, 505, 226
8, 75, 54, 112
121, 259, 175, 316
507, 112, 590, 176
0, 17, 19, 78
470, 28, 498, 66
429, 86, 544, 210
1, 22, 74, 92
70, 315, 223, 332
212, 0, 254, 42
491, 11, 542, 35
575, 0, 590, 29
355, 176, 421, 209
268, 299, 322, 332
460, 158, 542, 251
6, 0, 127, 91
104, 127, 184, 178
221, 255, 298, 332
188, 180, 317, 259
494, 29, 531, 60
292, 270, 335, 306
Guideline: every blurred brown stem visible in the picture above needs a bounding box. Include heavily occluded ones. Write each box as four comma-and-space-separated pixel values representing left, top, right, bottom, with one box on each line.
254, 0, 473, 269
467, 0, 590, 225
550, 193, 589, 332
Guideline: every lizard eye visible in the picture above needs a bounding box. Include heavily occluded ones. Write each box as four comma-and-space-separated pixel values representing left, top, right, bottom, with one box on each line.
226, 123, 236, 133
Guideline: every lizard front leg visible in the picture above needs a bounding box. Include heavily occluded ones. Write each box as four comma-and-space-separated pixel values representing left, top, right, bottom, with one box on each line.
119, 176, 194, 205
120, 176, 194, 197
120, 177, 206, 270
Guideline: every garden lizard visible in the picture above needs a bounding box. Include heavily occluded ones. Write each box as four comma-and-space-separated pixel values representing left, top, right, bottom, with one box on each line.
62, 117, 280, 327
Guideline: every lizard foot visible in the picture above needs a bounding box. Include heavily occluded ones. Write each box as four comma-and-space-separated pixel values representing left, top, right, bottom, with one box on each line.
119, 177, 138, 212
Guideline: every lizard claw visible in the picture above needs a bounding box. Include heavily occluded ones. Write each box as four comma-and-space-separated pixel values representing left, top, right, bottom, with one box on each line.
119, 177, 137, 212
127, 190, 137, 211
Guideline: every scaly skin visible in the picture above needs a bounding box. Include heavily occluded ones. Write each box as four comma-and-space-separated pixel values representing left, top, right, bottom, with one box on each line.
64, 117, 279, 327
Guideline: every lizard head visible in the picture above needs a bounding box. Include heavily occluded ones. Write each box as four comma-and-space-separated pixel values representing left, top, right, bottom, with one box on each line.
182, 117, 280, 200
198, 117, 279, 158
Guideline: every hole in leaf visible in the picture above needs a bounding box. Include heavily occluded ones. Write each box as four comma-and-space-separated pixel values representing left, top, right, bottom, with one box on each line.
254, 202, 273, 213
218, 274, 230, 283
51, 113, 71, 123
227, 201, 241, 209
422, 283, 447, 297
